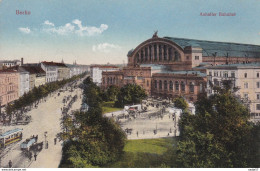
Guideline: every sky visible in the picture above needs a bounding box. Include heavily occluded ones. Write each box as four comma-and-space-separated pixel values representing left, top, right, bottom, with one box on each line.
0, 0, 260, 65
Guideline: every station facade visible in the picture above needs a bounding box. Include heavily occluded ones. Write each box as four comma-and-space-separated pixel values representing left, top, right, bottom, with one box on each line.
102, 33, 260, 102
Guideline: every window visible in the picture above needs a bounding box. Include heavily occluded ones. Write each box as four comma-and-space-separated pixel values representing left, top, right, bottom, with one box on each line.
244, 82, 248, 89
256, 104, 260, 110
186, 56, 189, 60
154, 80, 157, 89
195, 56, 199, 60
159, 80, 162, 90
175, 81, 179, 91
244, 93, 248, 99
257, 72, 260, 78
189, 82, 194, 93
147, 80, 149, 87
224, 72, 228, 78
209, 72, 212, 76
231, 72, 235, 78
181, 81, 185, 91
257, 94, 260, 100
244, 73, 247, 78
169, 81, 173, 90
214, 71, 218, 77
257, 82, 260, 88
164, 80, 167, 90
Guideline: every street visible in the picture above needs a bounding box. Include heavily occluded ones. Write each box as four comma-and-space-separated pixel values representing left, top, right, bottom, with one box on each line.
0, 79, 84, 168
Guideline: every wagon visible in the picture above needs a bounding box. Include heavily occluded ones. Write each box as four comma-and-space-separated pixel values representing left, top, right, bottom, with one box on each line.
20, 137, 36, 151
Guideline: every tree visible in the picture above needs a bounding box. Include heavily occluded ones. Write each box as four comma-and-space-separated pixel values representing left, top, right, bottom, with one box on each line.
176, 87, 259, 167
106, 85, 120, 101
115, 84, 147, 108
173, 96, 188, 110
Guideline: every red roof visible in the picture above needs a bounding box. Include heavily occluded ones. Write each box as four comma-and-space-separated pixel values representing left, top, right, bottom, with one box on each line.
42, 61, 67, 67
90, 65, 118, 69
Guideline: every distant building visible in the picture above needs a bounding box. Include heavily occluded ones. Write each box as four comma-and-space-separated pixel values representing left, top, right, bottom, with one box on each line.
0, 71, 19, 107
206, 63, 260, 121
41, 62, 58, 83
0, 59, 22, 69
56, 63, 70, 81
5, 65, 30, 97
22, 66, 46, 89
90, 65, 119, 86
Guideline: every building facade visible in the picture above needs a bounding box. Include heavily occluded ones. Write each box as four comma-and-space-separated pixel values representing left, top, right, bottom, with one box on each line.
41, 62, 58, 83
90, 65, 120, 86
0, 71, 19, 107
101, 33, 260, 103
206, 63, 260, 120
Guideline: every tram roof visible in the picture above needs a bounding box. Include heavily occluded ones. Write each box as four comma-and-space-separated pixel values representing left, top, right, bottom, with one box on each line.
0, 128, 22, 138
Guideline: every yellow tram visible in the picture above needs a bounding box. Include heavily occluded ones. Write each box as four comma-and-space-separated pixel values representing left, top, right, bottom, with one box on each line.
0, 128, 23, 149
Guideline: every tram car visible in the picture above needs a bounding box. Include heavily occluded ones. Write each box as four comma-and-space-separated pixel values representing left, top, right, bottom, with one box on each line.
0, 128, 23, 149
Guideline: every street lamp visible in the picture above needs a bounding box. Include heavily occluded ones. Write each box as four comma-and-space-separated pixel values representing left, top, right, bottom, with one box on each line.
44, 131, 48, 149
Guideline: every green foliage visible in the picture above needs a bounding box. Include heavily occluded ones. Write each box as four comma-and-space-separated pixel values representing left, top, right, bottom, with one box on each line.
176, 88, 259, 168
115, 84, 147, 108
107, 138, 177, 168
59, 76, 127, 168
5, 73, 85, 114
101, 101, 122, 114
173, 96, 188, 110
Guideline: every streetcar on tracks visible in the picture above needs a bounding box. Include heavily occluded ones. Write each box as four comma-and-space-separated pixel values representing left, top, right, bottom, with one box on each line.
0, 128, 23, 149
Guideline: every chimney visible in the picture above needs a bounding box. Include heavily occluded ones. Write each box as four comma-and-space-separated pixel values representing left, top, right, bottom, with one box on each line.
21, 58, 24, 66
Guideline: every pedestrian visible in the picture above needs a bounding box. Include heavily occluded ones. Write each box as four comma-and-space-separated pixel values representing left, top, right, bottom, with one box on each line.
46, 141, 49, 149
8, 160, 12, 168
34, 153, 37, 161
29, 152, 32, 161
35, 135, 38, 142
54, 138, 57, 145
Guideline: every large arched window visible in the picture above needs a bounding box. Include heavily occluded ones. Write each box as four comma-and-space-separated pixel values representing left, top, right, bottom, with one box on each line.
107, 77, 109, 84
159, 80, 162, 90
174, 51, 179, 61
154, 44, 157, 61
159, 45, 162, 61
164, 45, 167, 61
181, 81, 185, 91
189, 82, 194, 93
141, 50, 144, 62
175, 81, 179, 91
164, 80, 167, 90
145, 47, 148, 61
169, 48, 173, 61
136, 54, 140, 63
154, 80, 157, 89
169, 81, 173, 90
149, 45, 152, 61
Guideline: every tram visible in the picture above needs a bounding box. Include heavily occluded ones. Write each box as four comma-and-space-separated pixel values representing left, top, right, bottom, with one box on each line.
0, 128, 23, 149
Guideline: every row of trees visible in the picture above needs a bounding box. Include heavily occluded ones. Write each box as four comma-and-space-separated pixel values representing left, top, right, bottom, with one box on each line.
5, 73, 86, 116
59, 77, 127, 167
175, 85, 260, 167
100, 84, 147, 108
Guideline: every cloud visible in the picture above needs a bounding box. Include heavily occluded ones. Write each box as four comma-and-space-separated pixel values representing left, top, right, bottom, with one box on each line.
44, 23, 75, 35
43, 20, 54, 26
18, 27, 31, 34
41, 19, 108, 36
92, 43, 121, 53
72, 19, 108, 36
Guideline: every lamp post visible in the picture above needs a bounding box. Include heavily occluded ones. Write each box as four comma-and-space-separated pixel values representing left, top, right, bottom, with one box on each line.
44, 131, 48, 149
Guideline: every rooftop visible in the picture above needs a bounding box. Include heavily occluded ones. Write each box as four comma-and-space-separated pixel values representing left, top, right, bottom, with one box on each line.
164, 37, 260, 58
22, 66, 46, 74
157, 70, 207, 77
42, 61, 68, 67
207, 62, 260, 69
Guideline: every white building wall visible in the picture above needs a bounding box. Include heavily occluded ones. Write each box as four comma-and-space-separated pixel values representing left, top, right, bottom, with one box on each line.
19, 72, 30, 97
